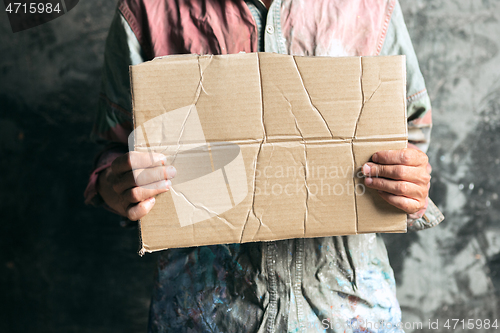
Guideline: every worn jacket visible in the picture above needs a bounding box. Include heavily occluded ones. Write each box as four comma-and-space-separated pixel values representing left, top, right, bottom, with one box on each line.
85, 0, 444, 332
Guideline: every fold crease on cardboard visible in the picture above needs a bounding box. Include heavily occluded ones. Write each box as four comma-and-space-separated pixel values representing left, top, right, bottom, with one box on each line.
129, 52, 408, 254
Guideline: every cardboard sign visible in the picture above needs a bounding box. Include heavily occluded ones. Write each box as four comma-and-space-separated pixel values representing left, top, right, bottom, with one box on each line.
129, 53, 408, 254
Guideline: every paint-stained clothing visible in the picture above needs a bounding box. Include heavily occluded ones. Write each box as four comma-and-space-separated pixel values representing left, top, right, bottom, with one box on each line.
84, 0, 444, 332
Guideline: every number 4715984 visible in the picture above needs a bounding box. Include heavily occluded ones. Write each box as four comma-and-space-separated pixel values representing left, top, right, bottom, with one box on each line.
5, 2, 61, 14
443, 319, 498, 330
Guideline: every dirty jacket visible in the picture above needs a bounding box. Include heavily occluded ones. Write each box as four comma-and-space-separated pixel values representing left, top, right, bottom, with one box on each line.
84, 0, 444, 332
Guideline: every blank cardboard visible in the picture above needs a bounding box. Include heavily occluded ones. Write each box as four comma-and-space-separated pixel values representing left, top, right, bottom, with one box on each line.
129, 53, 408, 254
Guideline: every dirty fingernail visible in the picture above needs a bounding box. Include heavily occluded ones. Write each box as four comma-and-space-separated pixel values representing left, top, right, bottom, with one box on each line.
166, 166, 177, 179
362, 164, 371, 176
365, 177, 373, 185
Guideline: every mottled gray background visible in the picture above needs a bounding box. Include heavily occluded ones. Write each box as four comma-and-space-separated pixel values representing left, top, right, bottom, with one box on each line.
0, 0, 498, 332
382, 0, 500, 331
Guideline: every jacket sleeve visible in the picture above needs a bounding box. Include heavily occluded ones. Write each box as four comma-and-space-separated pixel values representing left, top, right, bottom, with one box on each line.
380, 0, 444, 231
84, 9, 145, 208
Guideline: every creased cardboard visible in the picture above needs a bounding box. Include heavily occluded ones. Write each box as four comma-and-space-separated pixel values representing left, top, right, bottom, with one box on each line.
129, 52, 408, 254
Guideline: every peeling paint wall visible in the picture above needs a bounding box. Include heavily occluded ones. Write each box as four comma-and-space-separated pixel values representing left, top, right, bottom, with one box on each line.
0, 0, 499, 332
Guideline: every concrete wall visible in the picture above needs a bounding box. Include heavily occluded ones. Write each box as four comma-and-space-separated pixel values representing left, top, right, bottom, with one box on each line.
0, 0, 498, 332
382, 0, 500, 331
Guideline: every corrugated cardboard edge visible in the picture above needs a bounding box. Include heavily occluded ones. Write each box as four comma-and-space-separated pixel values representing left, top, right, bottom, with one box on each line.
402, 55, 408, 234
129, 64, 152, 257
137, 217, 148, 257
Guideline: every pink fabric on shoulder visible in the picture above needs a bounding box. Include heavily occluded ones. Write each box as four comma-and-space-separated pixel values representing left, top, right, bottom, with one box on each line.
280, 0, 396, 56
118, 0, 258, 58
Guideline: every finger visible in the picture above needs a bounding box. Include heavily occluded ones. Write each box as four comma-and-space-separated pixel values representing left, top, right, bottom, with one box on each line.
123, 180, 170, 204
111, 151, 167, 175
408, 197, 429, 219
362, 163, 430, 185
113, 166, 176, 194
364, 177, 427, 200
407, 143, 433, 174
133, 165, 177, 186
372, 148, 428, 167
126, 197, 156, 221
376, 191, 424, 214
111, 171, 138, 194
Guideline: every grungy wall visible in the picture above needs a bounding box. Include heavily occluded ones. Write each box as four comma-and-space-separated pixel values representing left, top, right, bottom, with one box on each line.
0, 0, 498, 332
0, 1, 158, 332
383, 1, 500, 331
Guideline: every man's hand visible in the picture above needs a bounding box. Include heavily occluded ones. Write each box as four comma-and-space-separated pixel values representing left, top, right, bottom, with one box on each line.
97, 151, 176, 221
362, 148, 431, 215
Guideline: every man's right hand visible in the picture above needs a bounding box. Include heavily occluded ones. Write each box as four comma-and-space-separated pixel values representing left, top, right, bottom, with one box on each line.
96, 151, 176, 221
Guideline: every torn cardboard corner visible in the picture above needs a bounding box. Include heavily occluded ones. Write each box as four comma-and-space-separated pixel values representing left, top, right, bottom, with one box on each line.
130, 52, 408, 254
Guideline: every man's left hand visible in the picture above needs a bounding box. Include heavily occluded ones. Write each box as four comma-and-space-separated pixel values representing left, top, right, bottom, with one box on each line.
362, 148, 431, 215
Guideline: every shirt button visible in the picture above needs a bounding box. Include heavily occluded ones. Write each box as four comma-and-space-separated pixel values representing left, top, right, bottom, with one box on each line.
266, 25, 274, 34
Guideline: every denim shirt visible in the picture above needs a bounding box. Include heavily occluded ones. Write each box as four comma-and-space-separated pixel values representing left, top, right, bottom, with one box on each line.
86, 1, 444, 332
